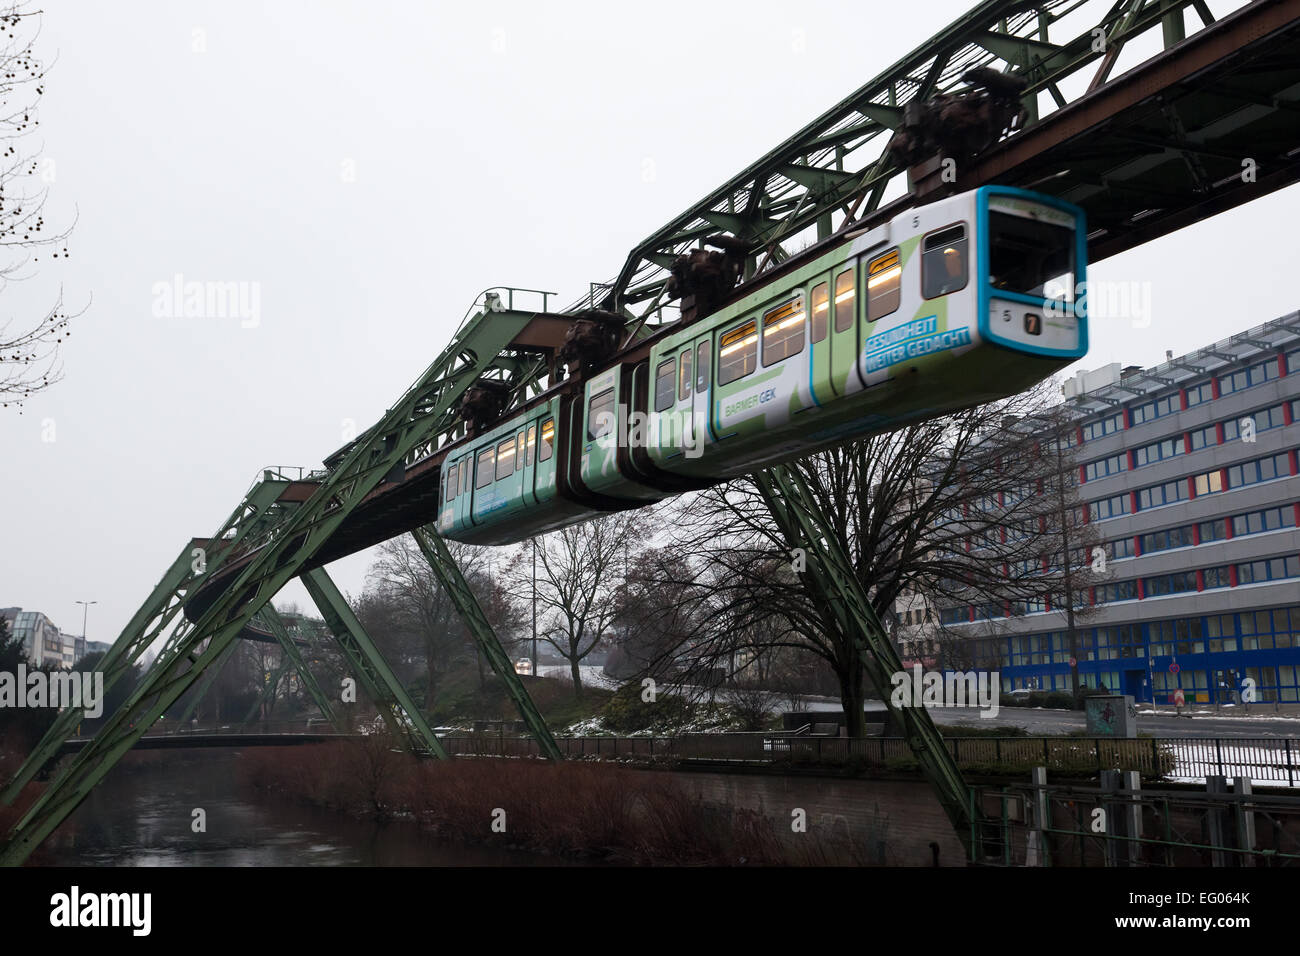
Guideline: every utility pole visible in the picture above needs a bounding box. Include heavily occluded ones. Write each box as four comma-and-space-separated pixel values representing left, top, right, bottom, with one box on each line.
531, 538, 538, 675
75, 600, 97, 662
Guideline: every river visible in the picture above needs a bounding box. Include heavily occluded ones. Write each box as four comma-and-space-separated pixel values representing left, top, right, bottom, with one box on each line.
38, 749, 558, 866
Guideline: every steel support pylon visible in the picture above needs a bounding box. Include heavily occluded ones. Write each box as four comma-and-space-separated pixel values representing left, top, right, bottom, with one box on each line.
300, 567, 449, 758
0, 305, 538, 865
254, 606, 342, 730
412, 526, 562, 761
753, 464, 985, 858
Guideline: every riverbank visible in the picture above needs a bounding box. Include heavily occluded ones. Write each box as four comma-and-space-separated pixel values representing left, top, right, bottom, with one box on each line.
239, 737, 855, 864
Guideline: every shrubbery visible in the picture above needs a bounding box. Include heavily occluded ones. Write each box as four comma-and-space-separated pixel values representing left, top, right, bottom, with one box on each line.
598, 683, 693, 734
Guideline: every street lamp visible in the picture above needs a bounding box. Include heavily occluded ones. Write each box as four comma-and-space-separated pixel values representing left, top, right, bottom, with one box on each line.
75, 600, 97, 664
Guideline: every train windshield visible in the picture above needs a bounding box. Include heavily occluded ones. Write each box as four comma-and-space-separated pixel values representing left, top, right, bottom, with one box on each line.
987, 210, 1076, 303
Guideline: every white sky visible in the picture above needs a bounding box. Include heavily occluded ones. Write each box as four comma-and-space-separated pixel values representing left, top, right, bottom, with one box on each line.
3, 0, 1297, 645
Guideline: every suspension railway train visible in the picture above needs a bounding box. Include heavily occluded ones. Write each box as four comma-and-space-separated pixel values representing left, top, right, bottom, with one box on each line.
437, 185, 1087, 546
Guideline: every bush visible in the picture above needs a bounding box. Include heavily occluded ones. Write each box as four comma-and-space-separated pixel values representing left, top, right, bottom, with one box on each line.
599, 683, 693, 734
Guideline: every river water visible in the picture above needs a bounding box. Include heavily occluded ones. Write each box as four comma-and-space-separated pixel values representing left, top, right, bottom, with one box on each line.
38, 750, 554, 866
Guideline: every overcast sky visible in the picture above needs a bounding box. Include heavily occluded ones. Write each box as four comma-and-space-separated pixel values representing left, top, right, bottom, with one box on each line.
2, 0, 1295, 646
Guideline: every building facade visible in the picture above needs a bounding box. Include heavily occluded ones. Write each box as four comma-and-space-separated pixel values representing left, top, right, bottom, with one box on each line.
3, 607, 94, 668
935, 311, 1300, 705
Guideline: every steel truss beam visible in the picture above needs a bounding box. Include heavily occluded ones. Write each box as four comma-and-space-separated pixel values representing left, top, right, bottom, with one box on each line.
411, 526, 563, 762
246, 607, 342, 730
583, 0, 1292, 334
300, 567, 448, 757
0, 304, 538, 865
0, 478, 293, 806
753, 465, 985, 858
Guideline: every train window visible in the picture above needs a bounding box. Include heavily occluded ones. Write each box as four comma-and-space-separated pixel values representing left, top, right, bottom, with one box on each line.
810, 282, 829, 343
866, 250, 900, 320
654, 360, 676, 412
476, 448, 495, 488
445, 463, 457, 503
516, 431, 525, 467
922, 225, 968, 299
695, 341, 710, 391
496, 438, 515, 480
679, 350, 692, 400
588, 388, 616, 439
833, 271, 855, 333
988, 211, 1076, 301
526, 424, 537, 466
539, 418, 555, 461
762, 297, 805, 366
718, 320, 758, 385
460, 458, 469, 495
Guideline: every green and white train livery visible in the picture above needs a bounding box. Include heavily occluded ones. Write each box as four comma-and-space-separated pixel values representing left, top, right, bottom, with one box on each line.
437, 185, 1087, 545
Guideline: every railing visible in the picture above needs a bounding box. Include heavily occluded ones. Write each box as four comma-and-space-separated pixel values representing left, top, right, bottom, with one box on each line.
104, 726, 1300, 786
436, 734, 1299, 787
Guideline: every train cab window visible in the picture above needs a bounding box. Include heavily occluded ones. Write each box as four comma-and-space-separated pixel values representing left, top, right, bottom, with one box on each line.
695, 341, 710, 391
866, 250, 901, 320
718, 320, 758, 385
476, 448, 495, 489
539, 418, 555, 461
679, 350, 692, 400
495, 438, 515, 480
654, 360, 676, 412
445, 464, 457, 502
810, 282, 829, 343
762, 297, 805, 366
988, 211, 1076, 302
588, 388, 616, 440
922, 225, 968, 299
459, 458, 469, 495
833, 271, 855, 333
526, 424, 537, 466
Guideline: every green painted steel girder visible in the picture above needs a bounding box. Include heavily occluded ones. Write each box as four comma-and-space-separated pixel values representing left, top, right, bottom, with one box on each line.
753, 465, 984, 857
411, 526, 563, 762
0, 479, 291, 806
300, 568, 448, 758
254, 606, 343, 730
0, 303, 535, 865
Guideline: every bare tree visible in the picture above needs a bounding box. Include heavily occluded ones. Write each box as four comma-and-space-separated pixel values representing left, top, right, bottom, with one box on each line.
362, 533, 516, 698
645, 380, 1096, 735
506, 510, 649, 698
0, 5, 78, 410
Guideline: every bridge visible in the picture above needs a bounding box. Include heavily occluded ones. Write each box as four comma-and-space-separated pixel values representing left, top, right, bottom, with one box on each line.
4, 0, 1300, 866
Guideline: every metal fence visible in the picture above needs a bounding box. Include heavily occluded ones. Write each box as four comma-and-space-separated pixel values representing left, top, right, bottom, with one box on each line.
437, 733, 1300, 787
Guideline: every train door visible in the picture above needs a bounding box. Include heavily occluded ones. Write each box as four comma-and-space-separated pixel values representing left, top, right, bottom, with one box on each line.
828, 264, 861, 395
690, 335, 714, 446
521, 420, 538, 505
807, 276, 834, 404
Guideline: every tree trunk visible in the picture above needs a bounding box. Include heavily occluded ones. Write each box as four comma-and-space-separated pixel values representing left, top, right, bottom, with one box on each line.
570, 654, 584, 699
836, 663, 867, 737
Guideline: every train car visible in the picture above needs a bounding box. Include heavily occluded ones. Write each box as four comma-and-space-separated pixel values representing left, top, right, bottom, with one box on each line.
440, 184, 1086, 546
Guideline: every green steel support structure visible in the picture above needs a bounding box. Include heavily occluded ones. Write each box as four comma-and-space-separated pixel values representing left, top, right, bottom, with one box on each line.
0, 477, 294, 806
173, 641, 238, 727
411, 525, 563, 762
300, 567, 447, 757
253, 606, 342, 730
753, 465, 985, 858
243, 656, 293, 726
0, 304, 538, 865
